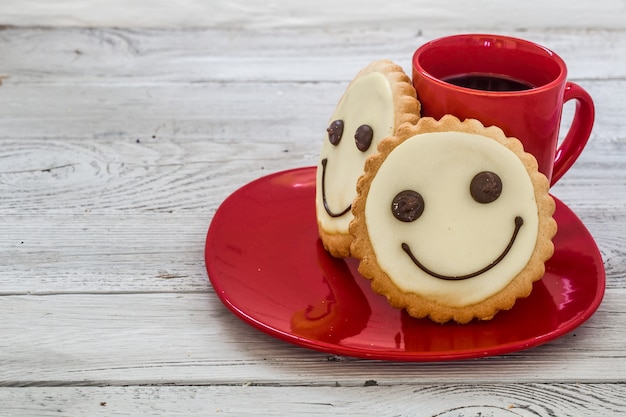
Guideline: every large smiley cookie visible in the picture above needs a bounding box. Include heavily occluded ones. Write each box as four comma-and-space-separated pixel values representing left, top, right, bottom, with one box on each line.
316, 60, 421, 258
350, 115, 557, 324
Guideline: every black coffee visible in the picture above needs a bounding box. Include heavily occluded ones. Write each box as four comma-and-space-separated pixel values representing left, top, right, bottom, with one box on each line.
442, 73, 536, 92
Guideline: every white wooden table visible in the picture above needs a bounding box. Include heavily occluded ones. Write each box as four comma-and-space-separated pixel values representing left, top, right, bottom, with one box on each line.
1, 1, 624, 415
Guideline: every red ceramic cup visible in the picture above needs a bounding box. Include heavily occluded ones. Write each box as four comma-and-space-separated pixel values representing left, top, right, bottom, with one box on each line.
412, 34, 595, 185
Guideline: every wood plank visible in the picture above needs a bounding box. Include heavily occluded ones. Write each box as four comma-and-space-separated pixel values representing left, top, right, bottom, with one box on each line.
0, 27, 624, 84
0, 207, 622, 293
0, 292, 624, 385
0, 78, 622, 145
0, 135, 622, 213
0, 214, 212, 294
0, 384, 624, 416
0, 0, 625, 31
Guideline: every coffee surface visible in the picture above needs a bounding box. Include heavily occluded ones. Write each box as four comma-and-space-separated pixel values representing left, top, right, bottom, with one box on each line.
442, 73, 535, 92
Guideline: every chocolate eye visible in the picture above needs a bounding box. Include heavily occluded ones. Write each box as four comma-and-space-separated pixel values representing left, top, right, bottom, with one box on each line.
354, 124, 374, 152
470, 171, 502, 204
327, 120, 344, 146
391, 190, 424, 222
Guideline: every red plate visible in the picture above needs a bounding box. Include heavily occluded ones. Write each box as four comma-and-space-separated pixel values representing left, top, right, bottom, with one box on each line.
205, 167, 605, 361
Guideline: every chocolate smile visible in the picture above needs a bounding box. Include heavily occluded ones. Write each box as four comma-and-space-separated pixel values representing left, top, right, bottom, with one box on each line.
321, 158, 351, 218
401, 216, 524, 280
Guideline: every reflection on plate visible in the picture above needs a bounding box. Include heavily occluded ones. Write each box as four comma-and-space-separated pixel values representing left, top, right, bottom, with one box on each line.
205, 167, 605, 361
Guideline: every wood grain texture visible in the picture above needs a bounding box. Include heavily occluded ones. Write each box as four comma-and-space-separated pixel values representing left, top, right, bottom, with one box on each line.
1, 27, 625, 84
0, 292, 624, 385
0, 384, 624, 416
0, 2, 625, 414
1, 0, 625, 30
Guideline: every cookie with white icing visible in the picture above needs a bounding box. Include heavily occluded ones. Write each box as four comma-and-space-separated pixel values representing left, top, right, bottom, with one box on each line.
316, 60, 421, 258
350, 115, 557, 324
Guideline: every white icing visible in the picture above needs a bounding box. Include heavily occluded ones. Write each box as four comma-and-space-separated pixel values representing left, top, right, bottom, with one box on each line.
315, 72, 395, 233
365, 132, 539, 307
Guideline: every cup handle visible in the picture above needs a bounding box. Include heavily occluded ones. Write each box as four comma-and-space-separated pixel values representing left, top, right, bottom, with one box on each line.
551, 82, 595, 185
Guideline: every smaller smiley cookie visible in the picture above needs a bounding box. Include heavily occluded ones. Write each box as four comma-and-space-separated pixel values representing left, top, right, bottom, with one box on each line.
350, 115, 557, 324
316, 60, 421, 258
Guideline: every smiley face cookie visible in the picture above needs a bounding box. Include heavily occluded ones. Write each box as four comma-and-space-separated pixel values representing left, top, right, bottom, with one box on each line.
316, 60, 421, 258
350, 115, 557, 323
